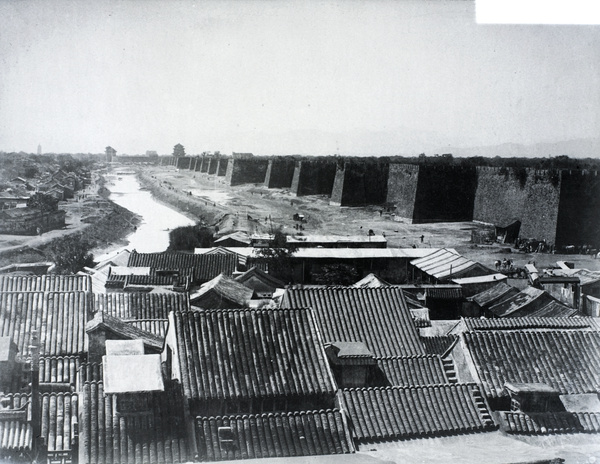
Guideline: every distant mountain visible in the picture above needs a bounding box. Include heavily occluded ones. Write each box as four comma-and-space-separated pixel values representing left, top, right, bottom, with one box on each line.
435, 138, 600, 159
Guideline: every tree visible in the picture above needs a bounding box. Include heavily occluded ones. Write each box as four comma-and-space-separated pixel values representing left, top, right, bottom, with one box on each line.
27, 192, 59, 212
173, 144, 186, 157
47, 234, 95, 274
254, 229, 297, 282
168, 224, 214, 251
312, 263, 359, 285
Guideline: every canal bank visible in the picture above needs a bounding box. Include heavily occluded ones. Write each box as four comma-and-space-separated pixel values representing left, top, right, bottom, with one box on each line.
136, 169, 227, 226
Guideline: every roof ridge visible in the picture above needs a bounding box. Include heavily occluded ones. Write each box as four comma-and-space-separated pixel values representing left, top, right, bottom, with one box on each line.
197, 408, 341, 421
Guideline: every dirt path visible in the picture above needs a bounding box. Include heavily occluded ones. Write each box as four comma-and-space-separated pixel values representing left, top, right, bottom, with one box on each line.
143, 165, 600, 272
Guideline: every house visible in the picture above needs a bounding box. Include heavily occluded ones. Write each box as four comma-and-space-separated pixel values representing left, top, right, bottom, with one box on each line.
127, 251, 238, 284
195, 409, 354, 461
286, 234, 388, 249
453, 317, 600, 414
94, 292, 189, 339
0, 207, 66, 235
213, 231, 251, 247
86, 313, 164, 362
80, 345, 190, 464
401, 284, 464, 319
162, 308, 358, 460
233, 266, 285, 298
163, 308, 337, 417
451, 273, 508, 297
481, 286, 577, 318
0, 274, 90, 292
409, 248, 494, 283
352, 273, 390, 288
189, 274, 253, 309
0, 291, 90, 357
339, 383, 495, 443
280, 287, 425, 357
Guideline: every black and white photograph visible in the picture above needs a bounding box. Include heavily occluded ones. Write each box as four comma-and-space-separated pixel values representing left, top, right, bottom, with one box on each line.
0, 1, 599, 463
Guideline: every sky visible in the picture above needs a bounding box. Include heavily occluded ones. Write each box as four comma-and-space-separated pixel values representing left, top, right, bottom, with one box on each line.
0, 0, 599, 156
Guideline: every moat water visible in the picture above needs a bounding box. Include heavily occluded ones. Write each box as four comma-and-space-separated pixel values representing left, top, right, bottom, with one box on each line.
95, 172, 194, 260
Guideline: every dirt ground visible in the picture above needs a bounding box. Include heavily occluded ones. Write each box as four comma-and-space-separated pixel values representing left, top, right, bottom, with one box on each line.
144, 165, 600, 273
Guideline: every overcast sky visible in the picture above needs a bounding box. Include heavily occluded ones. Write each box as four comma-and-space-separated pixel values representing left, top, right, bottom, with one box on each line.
0, 0, 598, 156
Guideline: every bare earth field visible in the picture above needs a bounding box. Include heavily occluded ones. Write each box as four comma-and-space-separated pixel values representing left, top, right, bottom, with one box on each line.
144, 165, 600, 273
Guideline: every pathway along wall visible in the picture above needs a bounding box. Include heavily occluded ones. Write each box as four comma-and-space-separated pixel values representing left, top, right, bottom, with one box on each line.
225, 158, 269, 186
473, 167, 561, 243
330, 162, 389, 206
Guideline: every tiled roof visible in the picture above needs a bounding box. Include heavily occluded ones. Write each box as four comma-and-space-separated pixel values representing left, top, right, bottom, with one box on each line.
80, 381, 189, 464
0, 392, 79, 455
173, 309, 336, 401
487, 286, 572, 318
340, 384, 495, 442
39, 356, 79, 386
471, 283, 520, 308
94, 293, 188, 320
462, 317, 599, 331
410, 248, 492, 280
375, 356, 449, 386
463, 331, 600, 398
195, 410, 354, 461
352, 273, 390, 288
234, 266, 285, 289
190, 274, 253, 308
0, 393, 29, 454
0, 291, 89, 357
280, 287, 425, 357
0, 275, 91, 292
86, 313, 164, 352
425, 287, 463, 300
421, 335, 459, 356
501, 411, 600, 434
78, 362, 103, 383
127, 252, 237, 282
526, 300, 578, 318
126, 320, 168, 338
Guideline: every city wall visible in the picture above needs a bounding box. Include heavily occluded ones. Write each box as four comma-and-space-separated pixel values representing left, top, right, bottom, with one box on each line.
216, 158, 229, 176
555, 170, 600, 247
208, 157, 218, 175
290, 160, 337, 196
473, 167, 561, 243
412, 166, 477, 223
330, 162, 389, 206
385, 164, 420, 219
225, 158, 269, 186
264, 158, 296, 188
